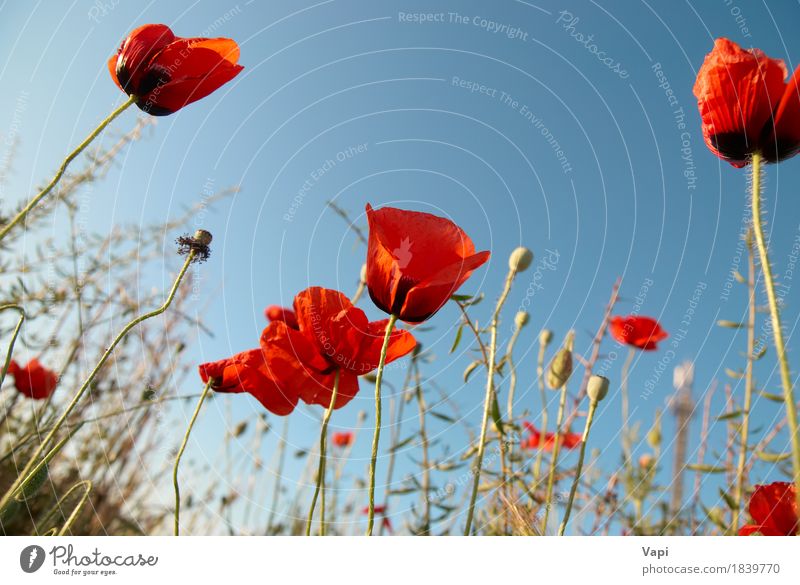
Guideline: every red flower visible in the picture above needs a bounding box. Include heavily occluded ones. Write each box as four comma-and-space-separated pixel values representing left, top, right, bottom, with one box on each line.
108, 24, 243, 116
264, 305, 299, 329
693, 38, 800, 167
740, 482, 798, 536
610, 315, 668, 351
259, 286, 416, 410
198, 348, 299, 416
7, 359, 58, 400
365, 204, 490, 323
331, 431, 354, 448
361, 504, 392, 532
520, 422, 581, 451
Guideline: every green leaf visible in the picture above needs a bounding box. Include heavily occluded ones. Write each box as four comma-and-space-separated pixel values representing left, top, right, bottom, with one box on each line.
725, 368, 745, 379
390, 435, 417, 452
686, 464, 727, 473
755, 451, 791, 462
717, 410, 743, 421
733, 271, 746, 284
463, 360, 481, 383
449, 323, 464, 354
429, 411, 457, 424
758, 390, 784, 403
753, 345, 767, 360
491, 395, 504, 436
451, 294, 473, 302
718, 320, 744, 329
719, 488, 737, 510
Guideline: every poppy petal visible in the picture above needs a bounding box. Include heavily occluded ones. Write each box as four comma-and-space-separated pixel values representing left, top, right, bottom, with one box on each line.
765, 65, 800, 163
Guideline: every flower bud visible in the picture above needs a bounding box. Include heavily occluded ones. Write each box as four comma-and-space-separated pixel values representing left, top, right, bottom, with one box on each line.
639, 454, 654, 469
514, 311, 529, 329
547, 331, 574, 390
539, 329, 553, 347
587, 375, 609, 402
508, 246, 533, 273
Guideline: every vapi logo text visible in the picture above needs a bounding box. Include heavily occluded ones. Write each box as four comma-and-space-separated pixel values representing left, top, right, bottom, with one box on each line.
19, 545, 46, 573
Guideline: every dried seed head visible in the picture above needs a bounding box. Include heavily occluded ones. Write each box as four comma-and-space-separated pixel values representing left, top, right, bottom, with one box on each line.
539, 329, 553, 347
514, 311, 529, 329
587, 375, 610, 402
508, 246, 534, 273
176, 230, 213, 263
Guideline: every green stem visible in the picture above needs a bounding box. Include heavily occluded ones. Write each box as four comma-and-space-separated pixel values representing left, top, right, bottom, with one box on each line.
173, 380, 212, 536
414, 361, 431, 535
533, 340, 549, 484
0, 250, 195, 515
750, 152, 800, 522
0, 95, 136, 243
266, 416, 290, 534
732, 234, 756, 534
464, 268, 516, 535
0, 304, 25, 391
558, 399, 599, 535
306, 368, 340, 536
621, 347, 635, 463
366, 314, 398, 535
542, 380, 569, 534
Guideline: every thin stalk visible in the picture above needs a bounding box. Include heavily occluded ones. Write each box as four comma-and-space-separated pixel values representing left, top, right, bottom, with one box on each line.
464, 268, 516, 535
0, 95, 136, 243
558, 399, 599, 535
266, 416, 290, 534
414, 361, 431, 534
750, 152, 800, 519
732, 234, 756, 533
542, 380, 569, 533
173, 380, 212, 535
366, 314, 398, 535
505, 325, 523, 421
0, 250, 196, 514
533, 339, 549, 484
306, 368, 340, 536
621, 347, 635, 464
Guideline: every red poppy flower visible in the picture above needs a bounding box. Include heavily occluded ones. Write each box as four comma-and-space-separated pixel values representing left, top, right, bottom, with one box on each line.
108, 24, 243, 116
198, 348, 299, 416
693, 38, 800, 167
610, 315, 668, 351
6, 359, 57, 400
331, 431, 354, 448
740, 482, 798, 536
361, 504, 392, 532
520, 422, 581, 451
365, 204, 490, 323
260, 287, 416, 409
264, 305, 299, 329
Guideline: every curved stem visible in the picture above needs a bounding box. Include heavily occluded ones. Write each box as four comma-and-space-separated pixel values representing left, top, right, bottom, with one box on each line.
0, 95, 136, 243
558, 399, 599, 535
414, 361, 431, 534
366, 314, 398, 535
173, 379, 212, 536
0, 250, 195, 514
0, 304, 25, 389
542, 381, 569, 533
464, 268, 516, 535
266, 417, 290, 534
732, 235, 756, 534
306, 368, 340, 536
750, 152, 800, 521
621, 347, 635, 464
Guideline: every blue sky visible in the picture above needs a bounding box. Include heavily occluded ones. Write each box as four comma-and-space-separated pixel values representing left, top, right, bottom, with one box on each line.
1, 0, 800, 534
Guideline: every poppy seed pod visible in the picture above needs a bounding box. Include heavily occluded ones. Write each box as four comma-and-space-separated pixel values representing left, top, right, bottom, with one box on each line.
587, 375, 610, 402
514, 311, 529, 329
508, 246, 534, 273
547, 331, 574, 390
193, 229, 213, 246
639, 454, 655, 469
539, 329, 553, 347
